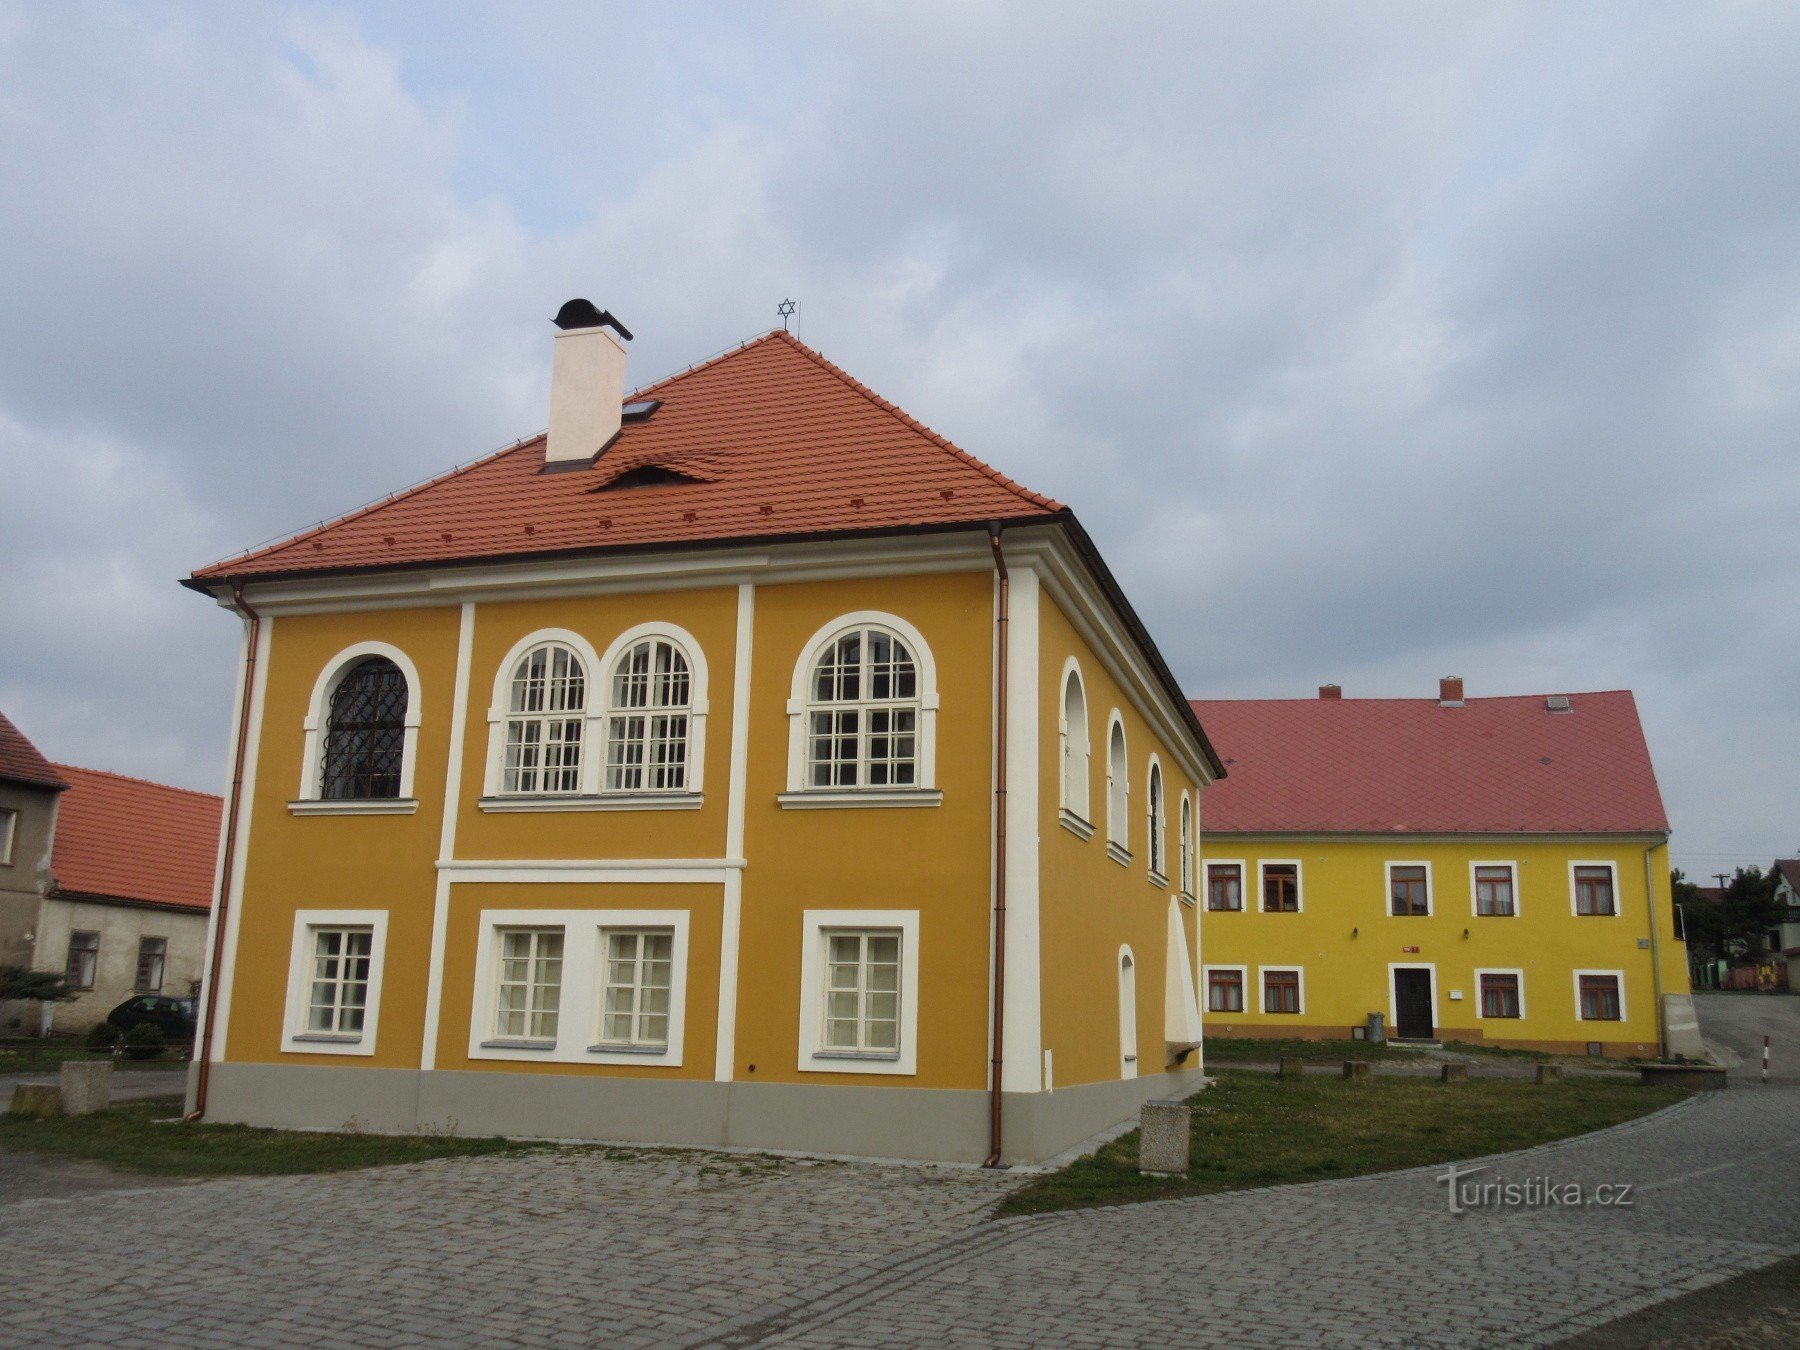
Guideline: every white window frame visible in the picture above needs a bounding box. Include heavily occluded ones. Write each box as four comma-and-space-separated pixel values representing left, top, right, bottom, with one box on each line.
483, 628, 604, 799
1258, 965, 1306, 1016
1469, 860, 1520, 918
1259, 858, 1304, 913
1203, 963, 1250, 1014
1569, 861, 1621, 918
595, 622, 710, 799
1105, 711, 1130, 863
1145, 757, 1168, 885
1573, 968, 1627, 1022
0, 807, 17, 865
797, 908, 920, 1076
1177, 791, 1195, 900
468, 908, 691, 1066
782, 612, 940, 807
1205, 858, 1247, 912
1386, 860, 1433, 917
294, 642, 423, 812
1118, 945, 1139, 1079
1474, 967, 1527, 1020
1058, 658, 1093, 836
281, 909, 389, 1057
135, 935, 167, 993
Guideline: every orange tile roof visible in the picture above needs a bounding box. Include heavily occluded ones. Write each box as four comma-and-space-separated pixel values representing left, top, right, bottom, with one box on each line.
1189, 690, 1669, 835
0, 711, 67, 791
191, 330, 1065, 582
48, 764, 222, 912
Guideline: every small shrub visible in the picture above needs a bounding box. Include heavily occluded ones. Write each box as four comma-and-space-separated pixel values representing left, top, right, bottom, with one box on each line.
86, 1023, 123, 1051
122, 1023, 166, 1060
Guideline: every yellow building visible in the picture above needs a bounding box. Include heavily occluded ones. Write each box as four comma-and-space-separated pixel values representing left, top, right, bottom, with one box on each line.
179, 302, 1221, 1164
1190, 680, 1699, 1059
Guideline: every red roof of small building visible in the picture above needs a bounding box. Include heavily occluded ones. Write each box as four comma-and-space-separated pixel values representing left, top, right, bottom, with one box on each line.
48, 765, 222, 912
1188, 690, 1669, 835
1774, 860, 1800, 892
191, 329, 1064, 582
0, 711, 68, 792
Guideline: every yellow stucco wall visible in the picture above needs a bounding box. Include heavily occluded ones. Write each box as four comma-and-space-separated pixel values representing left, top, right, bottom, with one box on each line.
1198, 836, 1690, 1055
1036, 596, 1203, 1090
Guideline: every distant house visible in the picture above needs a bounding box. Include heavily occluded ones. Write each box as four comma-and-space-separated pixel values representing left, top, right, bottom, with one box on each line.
0, 710, 222, 1036
1189, 680, 1700, 1059
1771, 861, 1800, 958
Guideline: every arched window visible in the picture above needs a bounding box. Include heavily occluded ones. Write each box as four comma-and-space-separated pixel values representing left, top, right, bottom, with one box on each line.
503, 642, 587, 794
1106, 715, 1129, 852
807, 624, 918, 788
604, 636, 692, 792
1146, 760, 1166, 879
1178, 792, 1194, 896
1060, 662, 1090, 822
1118, 947, 1138, 1080
321, 657, 407, 800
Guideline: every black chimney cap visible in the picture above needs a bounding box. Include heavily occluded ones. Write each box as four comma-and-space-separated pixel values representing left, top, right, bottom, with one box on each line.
553, 299, 632, 340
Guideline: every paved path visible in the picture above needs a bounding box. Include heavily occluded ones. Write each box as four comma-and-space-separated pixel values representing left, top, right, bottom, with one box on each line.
1694, 991, 1798, 1084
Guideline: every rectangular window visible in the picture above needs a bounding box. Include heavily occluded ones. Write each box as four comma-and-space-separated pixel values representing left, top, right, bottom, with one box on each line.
1207, 969, 1244, 1012
1480, 972, 1521, 1019
1263, 969, 1301, 1014
0, 807, 16, 864
306, 927, 373, 1035
1474, 865, 1516, 917
1390, 865, 1429, 916
1574, 866, 1617, 916
598, 930, 673, 1049
135, 937, 167, 993
65, 931, 99, 990
495, 928, 564, 1041
822, 929, 902, 1055
1262, 863, 1299, 913
1206, 863, 1243, 911
1579, 974, 1622, 1021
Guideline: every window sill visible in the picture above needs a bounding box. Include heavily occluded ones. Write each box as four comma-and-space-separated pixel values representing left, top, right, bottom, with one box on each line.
1058, 809, 1095, 841
587, 1043, 669, 1056
479, 1038, 556, 1051
1148, 870, 1169, 890
1205, 905, 1243, 915
288, 799, 419, 816
1177, 891, 1197, 908
289, 1032, 363, 1045
1106, 842, 1132, 867
811, 1049, 903, 1062
1474, 912, 1519, 919
477, 793, 702, 813
777, 789, 943, 810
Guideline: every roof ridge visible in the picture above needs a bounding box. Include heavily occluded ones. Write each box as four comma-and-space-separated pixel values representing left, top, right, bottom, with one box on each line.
763, 330, 1065, 514
51, 762, 223, 804
624, 329, 787, 402
1191, 689, 1637, 705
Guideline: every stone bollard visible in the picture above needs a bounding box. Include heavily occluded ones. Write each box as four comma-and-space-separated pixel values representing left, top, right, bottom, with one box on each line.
1536, 1064, 1562, 1084
60, 1060, 113, 1116
1342, 1060, 1372, 1081
1441, 1063, 1468, 1083
1278, 1057, 1306, 1079
10, 1083, 61, 1118
1138, 1099, 1192, 1177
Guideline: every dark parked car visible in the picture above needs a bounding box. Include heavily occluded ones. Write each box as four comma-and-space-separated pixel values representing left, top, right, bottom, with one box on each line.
106, 995, 196, 1043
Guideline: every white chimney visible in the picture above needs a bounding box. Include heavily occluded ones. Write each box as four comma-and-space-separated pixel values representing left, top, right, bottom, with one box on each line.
545, 299, 632, 467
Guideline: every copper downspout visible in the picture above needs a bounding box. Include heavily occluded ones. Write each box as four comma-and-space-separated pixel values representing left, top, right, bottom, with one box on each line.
186, 582, 260, 1121
984, 523, 1009, 1168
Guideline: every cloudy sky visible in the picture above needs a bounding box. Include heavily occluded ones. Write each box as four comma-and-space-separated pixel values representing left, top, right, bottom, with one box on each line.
1, 2, 1795, 877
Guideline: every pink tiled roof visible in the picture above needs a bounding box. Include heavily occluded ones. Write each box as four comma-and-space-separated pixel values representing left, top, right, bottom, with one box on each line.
0, 711, 66, 791
48, 765, 222, 911
1188, 690, 1669, 835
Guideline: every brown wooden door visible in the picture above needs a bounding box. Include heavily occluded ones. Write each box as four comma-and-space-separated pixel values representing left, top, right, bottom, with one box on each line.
1394, 969, 1433, 1039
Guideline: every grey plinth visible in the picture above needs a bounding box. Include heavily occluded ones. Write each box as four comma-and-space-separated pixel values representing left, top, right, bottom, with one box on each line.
10, 1083, 61, 1118
1536, 1064, 1562, 1084
1138, 1098, 1191, 1176
61, 1061, 113, 1116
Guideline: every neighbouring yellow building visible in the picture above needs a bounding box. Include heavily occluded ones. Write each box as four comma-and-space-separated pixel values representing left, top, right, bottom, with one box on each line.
1190, 680, 1701, 1059
180, 301, 1221, 1164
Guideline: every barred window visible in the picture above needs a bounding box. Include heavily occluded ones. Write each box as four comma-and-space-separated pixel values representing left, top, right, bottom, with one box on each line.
504, 643, 586, 794
806, 628, 918, 789
321, 657, 407, 799
605, 638, 692, 792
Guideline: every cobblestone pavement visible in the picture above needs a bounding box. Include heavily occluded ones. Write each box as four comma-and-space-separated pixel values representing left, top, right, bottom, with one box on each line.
3, 1089, 1794, 1346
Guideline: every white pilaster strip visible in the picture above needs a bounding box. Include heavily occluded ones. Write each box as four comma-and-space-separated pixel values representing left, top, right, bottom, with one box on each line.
421, 601, 475, 1071
1001, 563, 1043, 1093
714, 582, 755, 1081
210, 612, 273, 1063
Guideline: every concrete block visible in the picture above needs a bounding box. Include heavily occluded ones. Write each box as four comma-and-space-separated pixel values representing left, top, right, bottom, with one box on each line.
1138, 1099, 1191, 1176
10, 1084, 61, 1118
1342, 1060, 1372, 1080
1440, 1063, 1468, 1082
1639, 1063, 1728, 1091
1279, 1057, 1306, 1078
1535, 1064, 1562, 1084
60, 1061, 112, 1116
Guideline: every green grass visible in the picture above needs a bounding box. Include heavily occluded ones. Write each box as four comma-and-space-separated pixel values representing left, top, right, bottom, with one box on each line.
0, 1040, 189, 1074
0, 1098, 564, 1177
999, 1068, 1689, 1216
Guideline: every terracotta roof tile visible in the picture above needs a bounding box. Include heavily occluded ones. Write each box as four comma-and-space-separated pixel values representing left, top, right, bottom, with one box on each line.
1189, 690, 1669, 835
48, 765, 222, 911
0, 711, 67, 791
192, 330, 1064, 582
